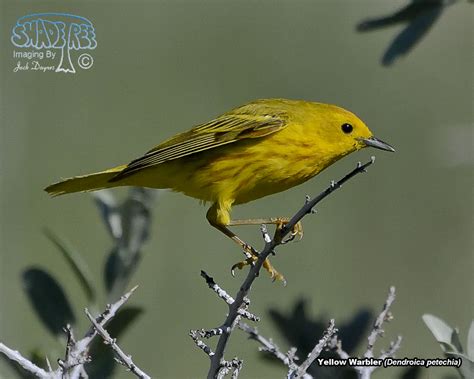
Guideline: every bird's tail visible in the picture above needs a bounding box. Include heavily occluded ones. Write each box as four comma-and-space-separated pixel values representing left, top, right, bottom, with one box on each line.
45, 165, 127, 196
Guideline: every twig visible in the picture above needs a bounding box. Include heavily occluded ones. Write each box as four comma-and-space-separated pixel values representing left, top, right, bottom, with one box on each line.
280, 157, 375, 237
238, 322, 299, 373
0, 342, 50, 378
190, 330, 215, 357
205, 158, 375, 379
216, 358, 242, 379
293, 319, 337, 378
57, 324, 91, 375
239, 320, 337, 379
329, 336, 349, 359
93, 188, 156, 303
379, 336, 402, 360
199, 271, 260, 322
63, 285, 139, 378
74, 285, 138, 353
85, 309, 150, 379
364, 286, 396, 358
64, 285, 139, 379
329, 286, 402, 379
201, 270, 236, 306
0, 286, 139, 379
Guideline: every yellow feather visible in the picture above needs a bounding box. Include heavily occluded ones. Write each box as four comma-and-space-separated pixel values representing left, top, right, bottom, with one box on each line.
45, 99, 393, 219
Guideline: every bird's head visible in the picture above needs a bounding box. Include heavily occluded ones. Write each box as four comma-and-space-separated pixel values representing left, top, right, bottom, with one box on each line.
313, 103, 395, 156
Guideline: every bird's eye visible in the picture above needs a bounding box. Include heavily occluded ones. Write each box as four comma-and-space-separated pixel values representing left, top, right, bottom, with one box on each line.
341, 123, 353, 134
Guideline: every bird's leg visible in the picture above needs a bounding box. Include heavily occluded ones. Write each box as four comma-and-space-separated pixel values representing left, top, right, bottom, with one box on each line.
210, 222, 285, 282
229, 217, 304, 243
206, 205, 303, 282
206, 204, 286, 282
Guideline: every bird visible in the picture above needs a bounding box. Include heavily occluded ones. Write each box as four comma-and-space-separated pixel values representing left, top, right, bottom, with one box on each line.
45, 98, 395, 281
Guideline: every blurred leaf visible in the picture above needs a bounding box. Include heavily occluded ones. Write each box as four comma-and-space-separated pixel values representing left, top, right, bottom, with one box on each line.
22, 268, 75, 336
86, 306, 143, 379
104, 247, 124, 293
356, 0, 456, 66
92, 190, 122, 239
467, 321, 474, 360
104, 306, 144, 337
451, 327, 464, 353
104, 246, 141, 298
400, 366, 422, 379
0, 354, 37, 379
120, 188, 154, 253
29, 349, 48, 372
43, 228, 96, 303
86, 346, 114, 379
422, 314, 458, 352
357, 0, 445, 31
337, 309, 372, 353
445, 351, 474, 378
268, 299, 369, 378
423, 315, 474, 378
381, 5, 443, 66
102, 188, 155, 301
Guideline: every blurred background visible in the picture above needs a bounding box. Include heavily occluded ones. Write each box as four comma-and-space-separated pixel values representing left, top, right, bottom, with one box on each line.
0, 0, 472, 378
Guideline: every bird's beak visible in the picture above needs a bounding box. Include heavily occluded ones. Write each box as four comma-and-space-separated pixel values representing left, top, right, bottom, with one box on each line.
358, 136, 395, 152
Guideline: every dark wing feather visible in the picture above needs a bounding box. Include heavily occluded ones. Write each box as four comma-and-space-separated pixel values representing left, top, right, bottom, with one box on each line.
111, 112, 286, 180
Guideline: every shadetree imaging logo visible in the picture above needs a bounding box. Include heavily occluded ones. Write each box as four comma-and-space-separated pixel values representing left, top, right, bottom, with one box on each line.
11, 13, 97, 73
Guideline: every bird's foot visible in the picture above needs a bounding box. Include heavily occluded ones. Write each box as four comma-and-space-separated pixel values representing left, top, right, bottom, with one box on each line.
271, 217, 304, 244
231, 245, 286, 285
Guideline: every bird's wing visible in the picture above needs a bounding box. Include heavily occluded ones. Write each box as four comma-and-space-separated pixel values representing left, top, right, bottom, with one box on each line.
111, 110, 287, 180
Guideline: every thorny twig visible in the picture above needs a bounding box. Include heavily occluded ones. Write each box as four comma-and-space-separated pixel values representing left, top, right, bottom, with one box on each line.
329, 286, 402, 379
238, 322, 299, 372
190, 271, 261, 378
85, 309, 150, 379
66, 285, 139, 378
365, 286, 396, 358
0, 286, 140, 379
0, 342, 50, 378
292, 319, 337, 378
239, 320, 337, 379
58, 325, 91, 373
192, 158, 376, 378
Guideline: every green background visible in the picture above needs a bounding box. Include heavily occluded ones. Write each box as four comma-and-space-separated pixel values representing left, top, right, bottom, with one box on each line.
0, 1, 472, 378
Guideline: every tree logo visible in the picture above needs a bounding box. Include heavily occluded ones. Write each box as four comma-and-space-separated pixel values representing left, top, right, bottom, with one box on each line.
11, 13, 97, 73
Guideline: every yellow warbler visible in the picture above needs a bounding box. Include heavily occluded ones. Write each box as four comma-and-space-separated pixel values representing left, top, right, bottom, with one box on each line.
46, 99, 394, 280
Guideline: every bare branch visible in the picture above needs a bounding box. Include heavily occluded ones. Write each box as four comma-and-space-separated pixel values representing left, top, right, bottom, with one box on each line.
0, 342, 50, 378
204, 158, 375, 378
216, 358, 242, 379
379, 336, 402, 360
200, 270, 235, 306
238, 322, 299, 372
74, 285, 138, 353
365, 286, 396, 358
293, 319, 337, 378
57, 325, 91, 374
329, 336, 350, 359
85, 309, 150, 379
62, 285, 139, 378
329, 287, 402, 379
240, 320, 337, 379
280, 157, 375, 237
190, 330, 215, 357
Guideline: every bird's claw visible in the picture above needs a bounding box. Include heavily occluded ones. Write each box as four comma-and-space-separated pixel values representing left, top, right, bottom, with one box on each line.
272, 218, 304, 244
231, 258, 255, 277
231, 245, 286, 285
282, 221, 304, 244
